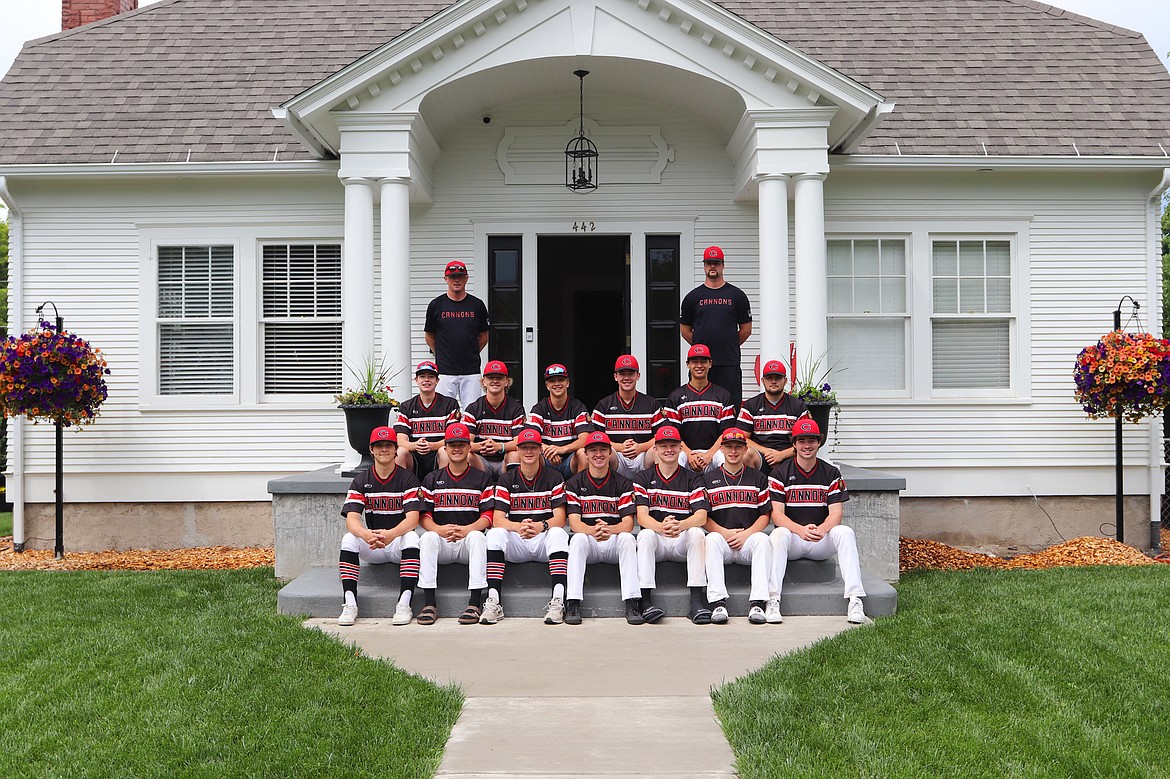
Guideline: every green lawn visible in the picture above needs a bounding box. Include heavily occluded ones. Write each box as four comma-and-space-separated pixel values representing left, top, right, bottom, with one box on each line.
0, 510, 11, 537
713, 566, 1170, 778
0, 568, 462, 779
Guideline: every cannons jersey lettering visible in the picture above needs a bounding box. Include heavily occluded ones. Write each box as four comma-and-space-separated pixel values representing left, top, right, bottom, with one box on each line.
704, 467, 771, 530
736, 392, 809, 449
494, 466, 566, 523
665, 382, 735, 449
420, 466, 494, 526
769, 458, 849, 526
462, 395, 526, 461
633, 466, 709, 524
592, 392, 664, 444
341, 465, 423, 530
395, 393, 461, 442
529, 397, 592, 448
565, 471, 635, 526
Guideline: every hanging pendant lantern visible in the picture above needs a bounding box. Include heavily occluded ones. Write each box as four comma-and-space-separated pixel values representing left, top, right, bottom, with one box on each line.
565, 70, 598, 191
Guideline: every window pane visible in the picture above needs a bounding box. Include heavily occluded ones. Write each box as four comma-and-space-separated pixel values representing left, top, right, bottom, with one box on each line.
648, 248, 677, 283
881, 278, 906, 313
494, 251, 519, 285
827, 318, 906, 390
854, 277, 880, 313
933, 241, 957, 277
959, 278, 985, 313
264, 323, 343, 394
158, 246, 234, 395
986, 241, 1011, 276
160, 323, 233, 394
933, 279, 957, 314
828, 278, 852, 314
854, 240, 879, 276
827, 241, 852, 275
959, 241, 984, 277
986, 278, 1011, 313
932, 319, 1010, 388
881, 241, 905, 275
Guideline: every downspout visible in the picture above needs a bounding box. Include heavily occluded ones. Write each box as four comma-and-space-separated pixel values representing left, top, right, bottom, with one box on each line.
1146, 168, 1170, 550
0, 177, 25, 551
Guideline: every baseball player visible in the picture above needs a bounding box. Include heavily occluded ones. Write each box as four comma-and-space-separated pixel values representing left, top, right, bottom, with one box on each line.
529, 363, 591, 479
395, 360, 461, 479
416, 422, 495, 625
703, 428, 774, 624
424, 260, 490, 409
482, 428, 571, 624
337, 426, 423, 627
564, 431, 642, 625
460, 360, 524, 479
737, 359, 809, 471
680, 246, 752, 405
586, 354, 664, 478
665, 344, 735, 472
634, 425, 711, 624
769, 418, 867, 624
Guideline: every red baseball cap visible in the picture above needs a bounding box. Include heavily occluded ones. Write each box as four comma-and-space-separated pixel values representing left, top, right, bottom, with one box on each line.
517, 428, 543, 446
721, 428, 748, 444
762, 360, 787, 377
544, 363, 569, 380
444, 260, 468, 276
444, 422, 472, 443
483, 360, 509, 376
687, 344, 712, 361
791, 418, 821, 439
614, 354, 640, 372
415, 360, 439, 375
584, 431, 612, 448
703, 246, 724, 262
654, 425, 682, 442
369, 426, 396, 445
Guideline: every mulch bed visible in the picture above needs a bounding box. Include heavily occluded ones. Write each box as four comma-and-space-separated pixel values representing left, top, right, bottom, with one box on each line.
901, 535, 1165, 574
0, 539, 272, 571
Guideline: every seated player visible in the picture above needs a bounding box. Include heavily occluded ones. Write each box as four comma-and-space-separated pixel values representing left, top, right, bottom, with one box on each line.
737, 359, 808, 471
634, 425, 711, 624
769, 418, 867, 624
395, 360, 460, 479
585, 354, 664, 478
529, 363, 590, 479
703, 428, 773, 625
417, 422, 495, 625
482, 428, 571, 625
337, 426, 422, 627
665, 344, 735, 472
458, 360, 524, 479
564, 431, 641, 625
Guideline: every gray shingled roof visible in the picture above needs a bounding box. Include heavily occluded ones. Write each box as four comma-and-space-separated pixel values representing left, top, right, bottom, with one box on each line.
0, 0, 1168, 164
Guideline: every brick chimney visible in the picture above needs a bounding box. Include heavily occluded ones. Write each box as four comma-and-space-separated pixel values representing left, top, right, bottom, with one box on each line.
62, 0, 138, 31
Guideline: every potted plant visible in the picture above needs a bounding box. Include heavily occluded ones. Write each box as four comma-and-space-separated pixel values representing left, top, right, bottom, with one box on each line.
1073, 330, 1170, 422
0, 319, 110, 427
790, 352, 841, 444
335, 355, 402, 475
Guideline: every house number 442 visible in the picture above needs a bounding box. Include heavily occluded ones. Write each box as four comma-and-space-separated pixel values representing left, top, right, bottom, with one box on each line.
572, 221, 596, 232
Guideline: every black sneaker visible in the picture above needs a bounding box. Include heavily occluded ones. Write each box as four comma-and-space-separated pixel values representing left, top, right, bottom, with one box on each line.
641, 603, 665, 623
565, 599, 583, 625
690, 602, 713, 625
624, 599, 645, 625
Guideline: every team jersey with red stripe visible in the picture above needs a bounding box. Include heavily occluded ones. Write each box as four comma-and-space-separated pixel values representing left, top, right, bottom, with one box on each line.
341, 465, 423, 530
462, 395, 526, 461
632, 465, 709, 523
665, 382, 735, 449
565, 470, 636, 526
419, 466, 495, 526
394, 393, 461, 443
493, 465, 567, 523
703, 466, 771, 530
592, 392, 664, 444
529, 397, 592, 448
736, 392, 809, 449
769, 458, 849, 526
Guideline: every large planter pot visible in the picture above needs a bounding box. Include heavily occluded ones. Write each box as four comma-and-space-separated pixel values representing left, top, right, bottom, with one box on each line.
804, 400, 837, 445
339, 404, 396, 476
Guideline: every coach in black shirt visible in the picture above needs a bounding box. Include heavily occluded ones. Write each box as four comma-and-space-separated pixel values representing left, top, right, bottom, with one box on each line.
425, 260, 490, 409
680, 246, 752, 405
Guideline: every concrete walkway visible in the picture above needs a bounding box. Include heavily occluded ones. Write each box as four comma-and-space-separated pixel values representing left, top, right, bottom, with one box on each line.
310, 616, 857, 778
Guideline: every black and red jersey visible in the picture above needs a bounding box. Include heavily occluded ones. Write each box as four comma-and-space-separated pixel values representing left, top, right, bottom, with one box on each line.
736, 392, 809, 450
632, 465, 709, 524
395, 393, 461, 442
529, 397, 591, 448
565, 470, 635, 526
665, 382, 735, 450
769, 458, 849, 526
419, 466, 495, 527
463, 395, 526, 461
592, 392, 663, 444
494, 465, 566, 523
341, 465, 423, 530
704, 466, 771, 530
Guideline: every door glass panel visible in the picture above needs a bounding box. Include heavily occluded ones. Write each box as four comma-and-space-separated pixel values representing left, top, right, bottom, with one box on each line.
488, 236, 523, 398
646, 235, 680, 401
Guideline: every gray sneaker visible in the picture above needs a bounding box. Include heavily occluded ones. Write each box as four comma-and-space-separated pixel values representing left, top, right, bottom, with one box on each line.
480, 593, 504, 624
337, 602, 358, 626
765, 598, 783, 624
544, 596, 565, 624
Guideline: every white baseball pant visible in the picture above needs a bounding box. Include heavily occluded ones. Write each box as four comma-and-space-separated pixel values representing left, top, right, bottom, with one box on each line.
437, 373, 483, 411
418, 529, 487, 590
485, 525, 570, 561
636, 525, 707, 589
567, 531, 640, 601
341, 529, 419, 562
705, 531, 771, 603
771, 525, 866, 599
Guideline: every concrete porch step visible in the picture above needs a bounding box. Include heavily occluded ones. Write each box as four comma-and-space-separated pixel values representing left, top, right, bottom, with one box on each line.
278, 559, 897, 620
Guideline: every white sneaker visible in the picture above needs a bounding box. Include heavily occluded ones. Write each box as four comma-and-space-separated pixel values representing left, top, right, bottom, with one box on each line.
765, 598, 784, 624
480, 594, 504, 624
710, 604, 730, 624
544, 597, 565, 624
747, 605, 766, 624
337, 603, 358, 626
847, 597, 868, 624
392, 602, 413, 626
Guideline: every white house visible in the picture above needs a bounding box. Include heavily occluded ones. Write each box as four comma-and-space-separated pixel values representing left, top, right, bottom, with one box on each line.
2, 0, 1169, 552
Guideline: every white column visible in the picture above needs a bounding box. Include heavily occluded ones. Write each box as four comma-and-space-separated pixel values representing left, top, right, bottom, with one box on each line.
342, 177, 375, 468
793, 173, 828, 367
379, 177, 412, 384
757, 174, 790, 366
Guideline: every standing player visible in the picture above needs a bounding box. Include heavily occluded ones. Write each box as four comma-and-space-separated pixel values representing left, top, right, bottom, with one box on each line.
337, 426, 422, 627
564, 431, 642, 625
417, 423, 495, 625
459, 360, 524, 479
482, 428, 571, 625
680, 246, 752, 405
424, 260, 490, 409
395, 360, 460, 479
634, 425, 711, 624
737, 359, 809, 471
703, 429, 773, 625
529, 363, 591, 479
585, 354, 664, 478
769, 418, 867, 624
665, 344, 735, 472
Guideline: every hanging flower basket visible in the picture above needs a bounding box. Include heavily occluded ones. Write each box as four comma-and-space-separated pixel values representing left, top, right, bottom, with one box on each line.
1073, 330, 1170, 423
0, 320, 110, 427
